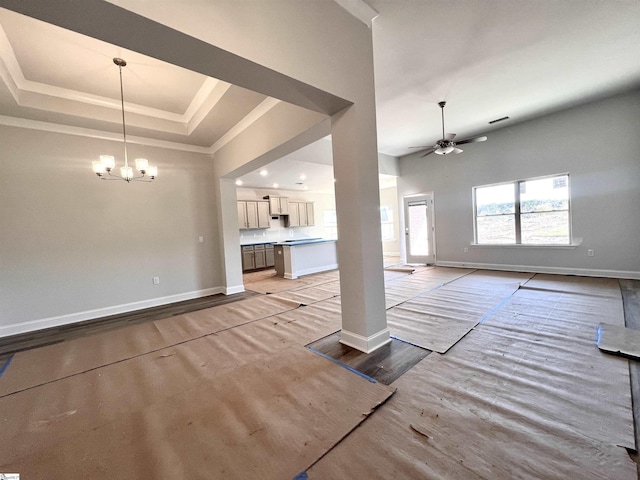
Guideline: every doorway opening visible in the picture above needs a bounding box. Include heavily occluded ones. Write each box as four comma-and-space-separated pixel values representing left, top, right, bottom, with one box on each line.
403, 193, 435, 264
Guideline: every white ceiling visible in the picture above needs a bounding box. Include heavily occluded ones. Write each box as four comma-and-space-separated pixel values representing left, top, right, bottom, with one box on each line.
1, 2, 639, 192
370, 0, 640, 157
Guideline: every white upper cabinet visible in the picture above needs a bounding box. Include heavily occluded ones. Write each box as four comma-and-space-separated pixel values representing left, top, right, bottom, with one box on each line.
238, 200, 270, 230
266, 196, 289, 215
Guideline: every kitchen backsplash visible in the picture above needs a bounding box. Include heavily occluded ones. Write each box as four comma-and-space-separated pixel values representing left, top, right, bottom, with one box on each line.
239, 215, 319, 244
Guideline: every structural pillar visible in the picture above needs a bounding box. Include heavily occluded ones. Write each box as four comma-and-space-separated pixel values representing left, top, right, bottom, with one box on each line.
331, 104, 390, 353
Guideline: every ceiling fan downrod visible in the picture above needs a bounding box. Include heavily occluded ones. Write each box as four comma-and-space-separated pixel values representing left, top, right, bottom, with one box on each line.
439, 101, 446, 140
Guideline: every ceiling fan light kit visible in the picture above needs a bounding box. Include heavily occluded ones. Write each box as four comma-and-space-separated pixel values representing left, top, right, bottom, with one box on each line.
91, 58, 158, 182
412, 101, 488, 158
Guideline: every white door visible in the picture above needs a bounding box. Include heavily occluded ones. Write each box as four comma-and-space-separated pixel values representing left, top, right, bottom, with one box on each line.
404, 193, 435, 264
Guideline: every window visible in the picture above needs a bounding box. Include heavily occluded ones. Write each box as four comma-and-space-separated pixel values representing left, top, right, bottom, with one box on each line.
323, 210, 338, 239
474, 174, 570, 245
380, 205, 395, 242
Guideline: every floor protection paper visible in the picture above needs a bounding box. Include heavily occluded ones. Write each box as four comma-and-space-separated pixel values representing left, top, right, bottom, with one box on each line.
307, 277, 636, 480
0, 295, 301, 397
388, 270, 533, 352
597, 323, 640, 359
0, 345, 395, 479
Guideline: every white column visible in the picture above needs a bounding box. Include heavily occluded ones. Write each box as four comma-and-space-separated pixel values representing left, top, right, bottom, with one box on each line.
332, 104, 390, 353
215, 177, 244, 294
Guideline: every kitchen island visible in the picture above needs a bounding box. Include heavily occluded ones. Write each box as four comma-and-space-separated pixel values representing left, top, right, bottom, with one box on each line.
273, 238, 338, 279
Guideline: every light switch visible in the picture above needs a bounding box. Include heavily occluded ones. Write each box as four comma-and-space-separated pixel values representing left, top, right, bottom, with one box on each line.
199, 236, 204, 243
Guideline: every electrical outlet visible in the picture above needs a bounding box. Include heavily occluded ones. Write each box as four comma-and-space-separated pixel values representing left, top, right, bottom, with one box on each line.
463, 247, 469, 253
587, 249, 595, 257
153, 276, 160, 285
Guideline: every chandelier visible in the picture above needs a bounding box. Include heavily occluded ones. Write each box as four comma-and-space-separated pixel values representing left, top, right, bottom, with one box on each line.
91, 58, 157, 182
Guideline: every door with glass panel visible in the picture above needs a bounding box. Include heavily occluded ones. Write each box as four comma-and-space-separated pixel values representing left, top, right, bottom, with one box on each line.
404, 194, 435, 264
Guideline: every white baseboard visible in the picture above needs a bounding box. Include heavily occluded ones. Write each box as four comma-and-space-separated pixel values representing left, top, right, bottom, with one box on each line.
224, 285, 246, 295
0, 286, 225, 339
435, 261, 640, 280
284, 263, 338, 280
339, 327, 392, 353
297, 263, 339, 278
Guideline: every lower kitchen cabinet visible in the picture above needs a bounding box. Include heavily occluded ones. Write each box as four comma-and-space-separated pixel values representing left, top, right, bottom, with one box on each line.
265, 244, 275, 267
242, 245, 256, 270
241, 244, 275, 272
254, 244, 266, 269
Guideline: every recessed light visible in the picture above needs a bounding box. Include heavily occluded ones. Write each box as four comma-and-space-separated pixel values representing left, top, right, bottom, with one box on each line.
235, 179, 243, 186
299, 174, 306, 181
272, 183, 279, 188
260, 170, 268, 176
303, 186, 309, 190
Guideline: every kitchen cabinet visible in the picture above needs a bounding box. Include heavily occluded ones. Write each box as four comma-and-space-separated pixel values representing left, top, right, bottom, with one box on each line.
254, 244, 266, 269
265, 244, 275, 267
265, 195, 289, 215
298, 202, 308, 227
306, 202, 315, 226
237, 201, 270, 229
257, 202, 270, 228
284, 201, 315, 227
285, 202, 300, 227
241, 243, 275, 272
242, 245, 256, 270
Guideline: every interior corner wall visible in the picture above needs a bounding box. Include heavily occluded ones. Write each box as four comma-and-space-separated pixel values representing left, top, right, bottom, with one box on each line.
398, 89, 640, 278
0, 126, 222, 336
378, 153, 399, 176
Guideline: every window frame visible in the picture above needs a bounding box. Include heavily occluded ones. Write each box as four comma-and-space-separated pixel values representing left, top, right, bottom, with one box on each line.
380, 205, 396, 242
473, 173, 572, 246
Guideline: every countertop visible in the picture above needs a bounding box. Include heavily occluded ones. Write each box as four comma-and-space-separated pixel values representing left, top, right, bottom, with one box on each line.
272, 238, 335, 246
241, 238, 332, 247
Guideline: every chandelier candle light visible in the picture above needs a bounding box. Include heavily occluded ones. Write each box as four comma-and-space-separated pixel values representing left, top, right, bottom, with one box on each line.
92, 58, 157, 182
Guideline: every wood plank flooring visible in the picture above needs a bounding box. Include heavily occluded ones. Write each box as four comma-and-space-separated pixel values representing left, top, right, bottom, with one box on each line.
0, 290, 259, 359
620, 279, 640, 475
307, 332, 430, 385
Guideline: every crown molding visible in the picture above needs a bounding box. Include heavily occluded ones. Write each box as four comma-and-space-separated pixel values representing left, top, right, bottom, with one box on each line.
0, 23, 282, 158
333, 0, 379, 28
0, 25, 225, 130
0, 114, 212, 154
187, 79, 231, 135
209, 97, 281, 154
0, 96, 282, 156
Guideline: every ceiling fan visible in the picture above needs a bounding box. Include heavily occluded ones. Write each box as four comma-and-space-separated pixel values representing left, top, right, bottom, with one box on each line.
411, 101, 487, 157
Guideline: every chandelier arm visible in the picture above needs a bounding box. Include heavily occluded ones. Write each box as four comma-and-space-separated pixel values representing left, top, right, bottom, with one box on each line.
104, 169, 152, 183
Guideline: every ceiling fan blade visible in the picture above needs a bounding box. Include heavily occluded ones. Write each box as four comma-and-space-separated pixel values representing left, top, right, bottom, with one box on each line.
453, 148, 463, 154
420, 148, 436, 157
408, 146, 432, 149
445, 133, 456, 141
456, 135, 488, 145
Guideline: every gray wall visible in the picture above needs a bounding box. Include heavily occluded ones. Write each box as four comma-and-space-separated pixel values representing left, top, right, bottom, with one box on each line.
398, 89, 640, 278
380, 185, 401, 256
0, 126, 221, 335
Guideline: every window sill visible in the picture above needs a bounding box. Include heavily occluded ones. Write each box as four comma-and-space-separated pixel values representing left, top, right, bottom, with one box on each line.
470, 242, 580, 249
